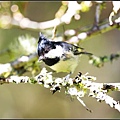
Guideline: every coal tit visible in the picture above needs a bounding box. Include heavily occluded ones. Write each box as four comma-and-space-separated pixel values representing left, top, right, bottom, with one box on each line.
37, 33, 92, 74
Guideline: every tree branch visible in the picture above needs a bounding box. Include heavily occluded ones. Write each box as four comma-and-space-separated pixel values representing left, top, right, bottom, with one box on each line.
1, 1, 120, 44
0, 50, 120, 76
0, 1, 120, 115
67, 12, 120, 43
0, 68, 120, 112
0, 53, 37, 76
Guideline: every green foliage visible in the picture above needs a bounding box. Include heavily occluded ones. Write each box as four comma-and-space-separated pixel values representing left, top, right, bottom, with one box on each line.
0, 34, 37, 61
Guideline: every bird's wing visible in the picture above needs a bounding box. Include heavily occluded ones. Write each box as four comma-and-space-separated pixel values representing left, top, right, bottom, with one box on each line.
72, 45, 84, 55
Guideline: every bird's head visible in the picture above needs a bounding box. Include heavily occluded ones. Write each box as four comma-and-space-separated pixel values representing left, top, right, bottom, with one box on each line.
37, 33, 56, 60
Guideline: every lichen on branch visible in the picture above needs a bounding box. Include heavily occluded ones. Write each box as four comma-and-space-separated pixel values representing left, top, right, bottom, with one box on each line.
0, 68, 120, 112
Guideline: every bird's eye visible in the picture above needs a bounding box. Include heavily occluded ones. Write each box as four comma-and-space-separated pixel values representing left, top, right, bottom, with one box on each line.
69, 47, 72, 51
45, 50, 48, 53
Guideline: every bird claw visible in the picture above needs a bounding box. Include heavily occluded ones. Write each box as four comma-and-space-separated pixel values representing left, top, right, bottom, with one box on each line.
63, 73, 71, 82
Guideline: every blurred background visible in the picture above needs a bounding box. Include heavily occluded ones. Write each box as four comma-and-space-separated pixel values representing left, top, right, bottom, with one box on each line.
0, 1, 120, 118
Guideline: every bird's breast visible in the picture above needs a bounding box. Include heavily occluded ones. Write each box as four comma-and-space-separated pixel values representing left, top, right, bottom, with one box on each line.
43, 57, 60, 66
50, 56, 79, 73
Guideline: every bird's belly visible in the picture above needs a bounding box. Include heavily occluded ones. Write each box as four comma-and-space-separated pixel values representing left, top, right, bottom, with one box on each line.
50, 57, 79, 73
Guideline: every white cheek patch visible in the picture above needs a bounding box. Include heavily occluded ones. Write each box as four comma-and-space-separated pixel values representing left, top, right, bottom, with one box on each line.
45, 45, 64, 58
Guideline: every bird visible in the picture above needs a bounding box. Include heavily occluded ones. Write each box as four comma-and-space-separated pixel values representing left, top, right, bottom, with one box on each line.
37, 33, 92, 76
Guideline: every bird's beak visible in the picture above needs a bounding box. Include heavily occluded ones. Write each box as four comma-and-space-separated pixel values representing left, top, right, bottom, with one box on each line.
38, 56, 44, 61
80, 51, 93, 56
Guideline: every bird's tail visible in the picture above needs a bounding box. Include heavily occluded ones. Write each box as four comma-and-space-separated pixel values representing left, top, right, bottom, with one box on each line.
79, 51, 93, 56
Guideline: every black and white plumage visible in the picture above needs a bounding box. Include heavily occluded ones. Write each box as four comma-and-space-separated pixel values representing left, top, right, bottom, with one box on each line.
37, 33, 92, 74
